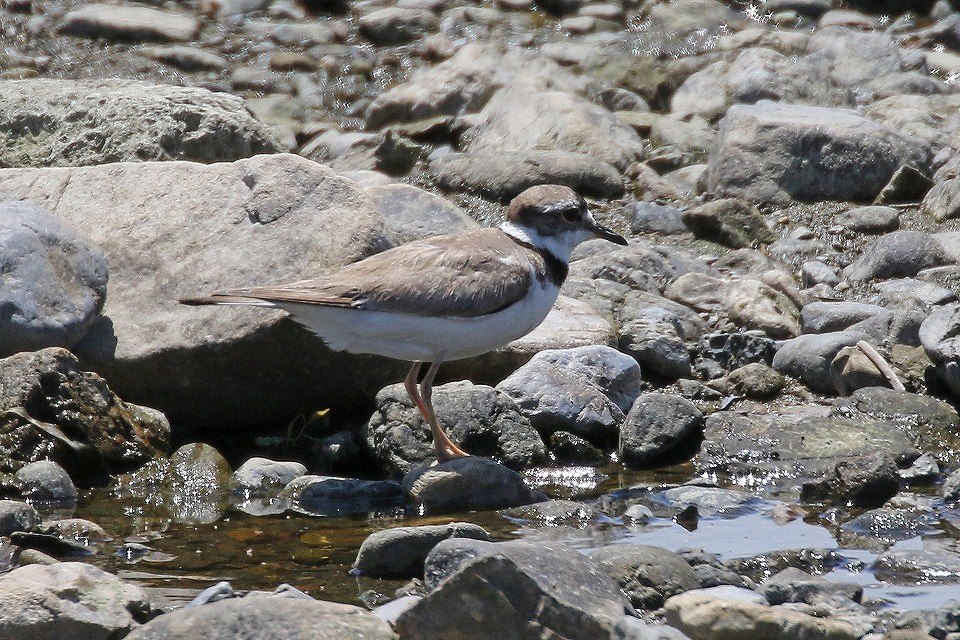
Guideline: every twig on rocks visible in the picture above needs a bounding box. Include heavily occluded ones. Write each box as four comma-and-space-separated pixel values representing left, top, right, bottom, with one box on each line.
856, 340, 905, 392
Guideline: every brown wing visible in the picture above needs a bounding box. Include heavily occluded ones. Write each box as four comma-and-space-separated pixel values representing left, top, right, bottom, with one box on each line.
210, 229, 541, 318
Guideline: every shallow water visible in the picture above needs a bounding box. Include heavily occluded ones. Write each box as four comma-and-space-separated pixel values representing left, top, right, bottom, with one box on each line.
59, 460, 960, 613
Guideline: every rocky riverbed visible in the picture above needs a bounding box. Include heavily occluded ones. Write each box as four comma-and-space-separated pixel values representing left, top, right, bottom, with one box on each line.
3, 0, 960, 637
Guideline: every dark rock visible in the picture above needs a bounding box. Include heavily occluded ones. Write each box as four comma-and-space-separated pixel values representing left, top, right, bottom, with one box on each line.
681, 199, 774, 248
808, 451, 901, 508
280, 475, 403, 516
0, 79, 280, 167
404, 538, 634, 640
428, 150, 623, 201
628, 202, 687, 235
678, 550, 751, 589
843, 231, 950, 282
842, 506, 937, 542
496, 345, 642, 444
943, 468, 960, 502
874, 547, 960, 586
874, 165, 933, 205
0, 500, 39, 536
919, 303, 960, 397
126, 596, 395, 640
699, 332, 776, 370
402, 457, 545, 515
0, 348, 169, 483
589, 544, 701, 609
772, 331, 866, 394
707, 101, 931, 205
0, 201, 107, 356
549, 431, 605, 465
354, 522, 490, 578
14, 460, 77, 504
232, 457, 306, 496
618, 306, 693, 379
0, 562, 151, 638
619, 394, 704, 467
366, 381, 547, 477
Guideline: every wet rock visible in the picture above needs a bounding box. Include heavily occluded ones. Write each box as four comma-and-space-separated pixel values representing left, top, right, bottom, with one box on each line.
0, 154, 395, 427
0, 79, 280, 167
943, 468, 960, 502
835, 206, 899, 234
922, 178, 960, 222
428, 150, 623, 201
0, 201, 107, 355
664, 589, 857, 640
41, 517, 110, 545
496, 345, 642, 444
279, 475, 402, 517
358, 7, 438, 45
404, 538, 633, 640
843, 231, 950, 282
232, 457, 306, 496
162, 443, 232, 524
681, 199, 774, 248
619, 393, 704, 467
353, 522, 490, 578
803, 451, 900, 508
873, 546, 960, 585
0, 348, 169, 482
772, 331, 866, 393
58, 3, 198, 42
628, 202, 687, 235
366, 381, 546, 476
367, 183, 477, 245
548, 431, 605, 465
849, 389, 959, 455
0, 562, 150, 639
126, 596, 395, 640
655, 486, 759, 517
402, 457, 544, 515
500, 499, 600, 527
589, 544, 701, 609
842, 506, 937, 543
678, 552, 751, 589
0, 500, 39, 536
461, 80, 646, 170
729, 548, 842, 584
801, 302, 886, 334
707, 101, 931, 205
14, 460, 77, 504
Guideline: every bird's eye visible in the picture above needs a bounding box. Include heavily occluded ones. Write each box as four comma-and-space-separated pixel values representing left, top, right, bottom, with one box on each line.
561, 208, 580, 223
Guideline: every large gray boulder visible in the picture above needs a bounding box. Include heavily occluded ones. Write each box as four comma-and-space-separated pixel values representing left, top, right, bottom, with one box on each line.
0, 562, 151, 640
619, 393, 704, 467
0, 200, 107, 355
401, 538, 635, 640
353, 522, 491, 578
0, 79, 281, 168
843, 231, 951, 281
402, 457, 545, 515
0, 154, 395, 427
496, 345, 643, 443
125, 596, 395, 640
706, 101, 930, 205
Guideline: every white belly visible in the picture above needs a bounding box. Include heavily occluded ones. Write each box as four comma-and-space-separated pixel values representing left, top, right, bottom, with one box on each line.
275, 282, 560, 362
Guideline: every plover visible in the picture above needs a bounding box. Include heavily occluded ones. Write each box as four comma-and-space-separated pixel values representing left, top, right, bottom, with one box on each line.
181, 184, 627, 461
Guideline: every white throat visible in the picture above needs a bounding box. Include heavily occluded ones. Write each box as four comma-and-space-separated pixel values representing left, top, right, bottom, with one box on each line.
500, 221, 587, 263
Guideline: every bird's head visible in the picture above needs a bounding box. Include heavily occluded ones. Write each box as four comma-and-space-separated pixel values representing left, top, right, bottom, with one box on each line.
503, 185, 627, 260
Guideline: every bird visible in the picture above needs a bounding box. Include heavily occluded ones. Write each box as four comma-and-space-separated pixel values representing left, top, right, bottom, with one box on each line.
180, 184, 627, 462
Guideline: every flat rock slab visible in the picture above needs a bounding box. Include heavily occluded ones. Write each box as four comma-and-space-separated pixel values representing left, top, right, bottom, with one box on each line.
0, 78, 280, 167
707, 101, 930, 205
59, 4, 199, 42
0, 562, 151, 640
0, 154, 394, 426
402, 457, 546, 515
0, 200, 107, 355
125, 596, 396, 640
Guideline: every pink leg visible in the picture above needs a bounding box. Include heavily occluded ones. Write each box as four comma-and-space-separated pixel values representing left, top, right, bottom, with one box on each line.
420, 359, 469, 461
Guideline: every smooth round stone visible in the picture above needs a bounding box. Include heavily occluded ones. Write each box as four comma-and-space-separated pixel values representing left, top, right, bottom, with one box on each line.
15, 460, 78, 504
835, 206, 899, 234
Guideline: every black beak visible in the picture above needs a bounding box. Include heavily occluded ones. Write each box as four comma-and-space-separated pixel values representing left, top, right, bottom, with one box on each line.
586, 218, 628, 245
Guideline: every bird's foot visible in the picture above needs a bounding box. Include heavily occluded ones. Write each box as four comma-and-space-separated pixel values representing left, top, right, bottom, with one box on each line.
435, 441, 470, 462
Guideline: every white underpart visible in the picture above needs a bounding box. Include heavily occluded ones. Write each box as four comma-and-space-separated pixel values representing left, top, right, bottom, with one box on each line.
272, 271, 559, 361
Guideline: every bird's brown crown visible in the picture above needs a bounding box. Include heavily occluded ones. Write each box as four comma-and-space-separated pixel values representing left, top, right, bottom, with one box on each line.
506, 185, 588, 236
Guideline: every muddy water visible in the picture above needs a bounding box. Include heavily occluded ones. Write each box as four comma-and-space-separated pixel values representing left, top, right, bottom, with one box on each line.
64, 460, 960, 613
